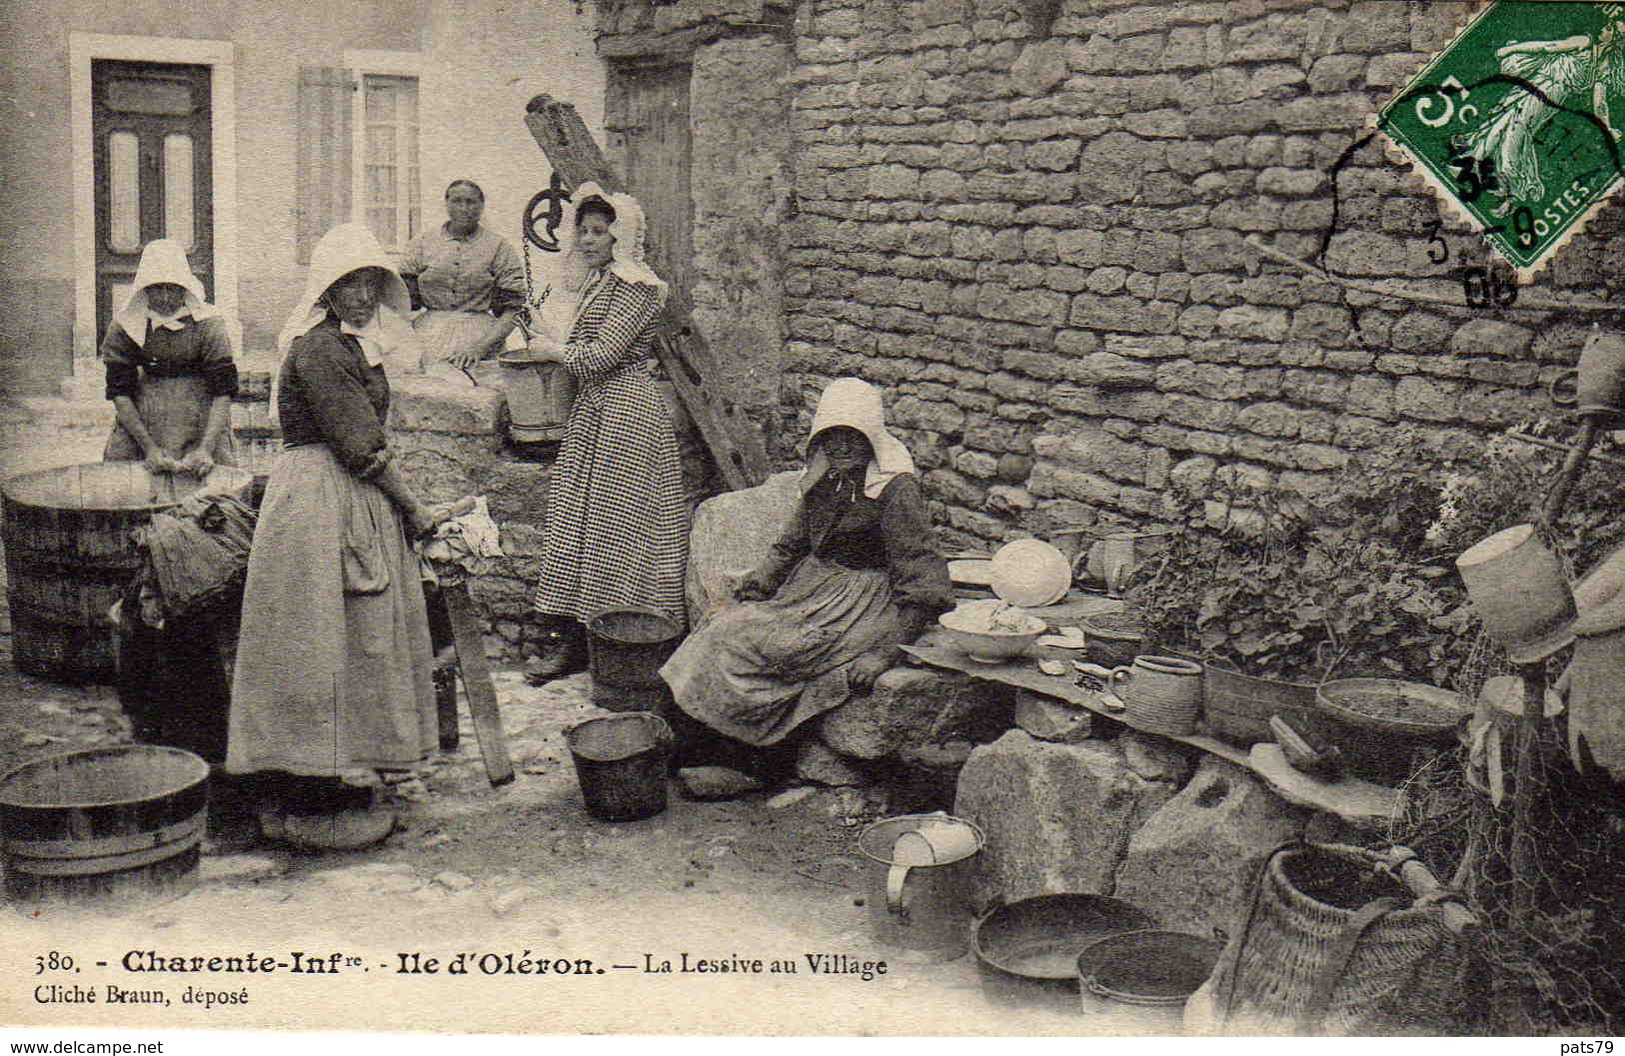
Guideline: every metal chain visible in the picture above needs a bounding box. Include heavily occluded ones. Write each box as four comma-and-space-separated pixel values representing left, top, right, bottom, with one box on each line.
517, 230, 551, 345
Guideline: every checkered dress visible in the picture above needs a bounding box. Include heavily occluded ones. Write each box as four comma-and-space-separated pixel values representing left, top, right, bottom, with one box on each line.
532, 269, 688, 626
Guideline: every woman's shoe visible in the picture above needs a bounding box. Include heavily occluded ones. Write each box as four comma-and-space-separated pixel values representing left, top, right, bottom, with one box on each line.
524, 627, 588, 685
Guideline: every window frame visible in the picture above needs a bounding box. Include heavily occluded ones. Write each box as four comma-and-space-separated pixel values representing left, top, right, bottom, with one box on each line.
342, 50, 423, 257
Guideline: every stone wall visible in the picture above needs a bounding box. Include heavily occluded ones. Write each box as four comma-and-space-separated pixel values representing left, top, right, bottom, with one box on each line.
779, 0, 1625, 549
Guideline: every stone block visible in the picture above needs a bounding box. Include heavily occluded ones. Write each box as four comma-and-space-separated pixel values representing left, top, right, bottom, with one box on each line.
1114, 757, 1310, 938
1450, 318, 1534, 359
795, 739, 868, 787
483, 461, 551, 527
683, 469, 802, 624
393, 432, 504, 504
388, 374, 506, 436
1120, 731, 1194, 783
1013, 690, 1093, 743
954, 730, 1179, 908
818, 665, 1015, 760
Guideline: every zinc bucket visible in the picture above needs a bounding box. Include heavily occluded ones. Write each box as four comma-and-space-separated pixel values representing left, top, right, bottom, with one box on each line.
1076, 929, 1224, 1031
586, 606, 683, 712
1456, 524, 1575, 663
565, 713, 673, 822
0, 745, 209, 906
1, 462, 254, 683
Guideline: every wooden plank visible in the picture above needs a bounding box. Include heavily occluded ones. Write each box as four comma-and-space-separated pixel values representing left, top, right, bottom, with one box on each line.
523, 96, 771, 489
899, 643, 1400, 827
442, 584, 514, 787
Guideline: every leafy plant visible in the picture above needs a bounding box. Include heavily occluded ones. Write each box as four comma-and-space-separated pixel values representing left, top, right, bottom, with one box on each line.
1128, 433, 1474, 685
1128, 424, 1625, 686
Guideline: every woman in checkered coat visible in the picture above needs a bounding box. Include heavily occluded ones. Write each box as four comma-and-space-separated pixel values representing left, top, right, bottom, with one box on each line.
522, 184, 687, 678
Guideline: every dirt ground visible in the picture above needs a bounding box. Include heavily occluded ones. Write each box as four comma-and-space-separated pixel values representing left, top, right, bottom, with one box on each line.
0, 632, 1173, 1037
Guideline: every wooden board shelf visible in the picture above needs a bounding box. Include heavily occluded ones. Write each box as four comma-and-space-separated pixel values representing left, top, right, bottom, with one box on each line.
900, 643, 1402, 828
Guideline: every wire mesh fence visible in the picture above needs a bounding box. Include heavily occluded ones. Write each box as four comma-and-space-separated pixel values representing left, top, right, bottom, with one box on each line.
1385, 630, 1625, 1035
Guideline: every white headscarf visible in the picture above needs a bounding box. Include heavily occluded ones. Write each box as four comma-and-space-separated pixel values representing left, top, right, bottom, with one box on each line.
272, 223, 416, 421
530, 182, 669, 345
112, 239, 220, 349
800, 377, 916, 499
276, 223, 414, 360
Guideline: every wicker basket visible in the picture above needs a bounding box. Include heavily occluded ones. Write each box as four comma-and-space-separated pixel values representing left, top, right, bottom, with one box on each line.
1201, 664, 1318, 747
1205, 843, 1467, 1036
1080, 610, 1144, 667
1315, 679, 1469, 787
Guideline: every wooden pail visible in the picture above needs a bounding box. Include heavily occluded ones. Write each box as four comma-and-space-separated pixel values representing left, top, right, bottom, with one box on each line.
1, 462, 253, 683
0, 745, 209, 906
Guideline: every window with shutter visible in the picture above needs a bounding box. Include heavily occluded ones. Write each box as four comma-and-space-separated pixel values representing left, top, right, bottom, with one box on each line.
295, 66, 354, 264
360, 74, 420, 252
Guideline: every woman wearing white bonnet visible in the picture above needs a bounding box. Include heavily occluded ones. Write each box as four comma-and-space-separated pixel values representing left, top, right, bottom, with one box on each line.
659, 377, 952, 772
226, 222, 449, 849
98, 238, 237, 474
521, 182, 688, 680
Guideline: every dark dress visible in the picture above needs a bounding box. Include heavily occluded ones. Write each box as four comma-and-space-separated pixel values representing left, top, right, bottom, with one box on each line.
226, 316, 435, 777
101, 314, 238, 464
661, 471, 953, 746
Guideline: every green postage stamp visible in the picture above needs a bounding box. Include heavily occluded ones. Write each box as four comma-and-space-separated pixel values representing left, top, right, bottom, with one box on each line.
1379, 1, 1625, 280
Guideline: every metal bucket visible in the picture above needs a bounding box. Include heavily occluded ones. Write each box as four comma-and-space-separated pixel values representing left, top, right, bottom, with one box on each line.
0, 745, 209, 906
1076, 929, 1224, 1031
1456, 524, 1575, 663
565, 712, 672, 822
1, 462, 254, 683
856, 813, 984, 964
586, 606, 683, 712
499, 356, 576, 445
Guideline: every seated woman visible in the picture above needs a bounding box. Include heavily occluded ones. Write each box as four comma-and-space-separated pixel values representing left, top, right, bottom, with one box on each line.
661, 377, 953, 764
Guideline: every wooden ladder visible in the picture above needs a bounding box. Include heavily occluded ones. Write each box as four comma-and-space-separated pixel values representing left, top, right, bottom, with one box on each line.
523, 94, 771, 492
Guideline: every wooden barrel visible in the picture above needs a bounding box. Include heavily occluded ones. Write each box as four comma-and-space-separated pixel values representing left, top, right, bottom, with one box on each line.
0, 745, 209, 905
1, 462, 254, 683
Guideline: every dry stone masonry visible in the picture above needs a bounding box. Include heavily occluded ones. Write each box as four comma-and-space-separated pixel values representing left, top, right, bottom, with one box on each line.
778, 0, 1625, 549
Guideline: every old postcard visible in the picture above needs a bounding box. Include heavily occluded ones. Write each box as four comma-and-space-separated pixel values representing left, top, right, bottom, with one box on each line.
2, 0, 1622, 1044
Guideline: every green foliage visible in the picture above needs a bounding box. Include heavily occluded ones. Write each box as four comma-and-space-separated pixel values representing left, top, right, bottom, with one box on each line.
1126, 425, 1625, 686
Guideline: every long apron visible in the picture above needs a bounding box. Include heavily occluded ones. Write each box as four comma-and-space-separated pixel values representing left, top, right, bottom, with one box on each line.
104, 375, 236, 465
661, 555, 902, 746
414, 309, 493, 381
226, 444, 436, 776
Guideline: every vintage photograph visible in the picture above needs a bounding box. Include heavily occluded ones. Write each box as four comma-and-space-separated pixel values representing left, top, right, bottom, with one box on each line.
1, 0, 1623, 1042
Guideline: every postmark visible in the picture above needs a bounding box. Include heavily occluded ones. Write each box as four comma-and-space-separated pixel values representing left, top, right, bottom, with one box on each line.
1378, 1, 1625, 281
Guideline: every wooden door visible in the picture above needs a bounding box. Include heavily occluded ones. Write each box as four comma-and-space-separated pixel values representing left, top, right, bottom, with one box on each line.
92, 60, 213, 341
606, 62, 693, 301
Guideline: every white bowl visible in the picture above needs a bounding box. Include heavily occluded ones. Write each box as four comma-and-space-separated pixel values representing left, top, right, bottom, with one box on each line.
938, 603, 1047, 663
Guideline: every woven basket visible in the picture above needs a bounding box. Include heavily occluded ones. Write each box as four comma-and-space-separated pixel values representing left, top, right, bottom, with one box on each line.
1080, 610, 1144, 667
1207, 843, 1466, 1036
1202, 664, 1318, 746
1315, 679, 1469, 786
1116, 655, 1202, 737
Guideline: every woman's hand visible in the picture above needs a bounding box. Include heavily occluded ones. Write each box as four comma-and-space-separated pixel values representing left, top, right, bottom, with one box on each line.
145, 450, 182, 475
407, 501, 454, 539
447, 340, 487, 370
178, 448, 215, 476
525, 336, 565, 364
848, 647, 896, 692
731, 569, 774, 602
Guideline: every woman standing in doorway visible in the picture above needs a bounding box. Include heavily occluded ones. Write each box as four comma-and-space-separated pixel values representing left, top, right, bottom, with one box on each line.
99, 239, 237, 473
521, 182, 687, 680
398, 179, 527, 377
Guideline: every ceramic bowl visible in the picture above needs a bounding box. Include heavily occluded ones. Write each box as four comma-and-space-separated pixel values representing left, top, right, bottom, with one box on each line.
989, 539, 1072, 608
